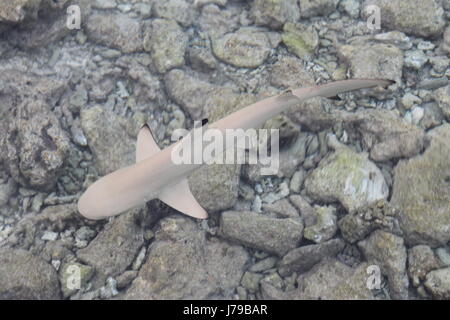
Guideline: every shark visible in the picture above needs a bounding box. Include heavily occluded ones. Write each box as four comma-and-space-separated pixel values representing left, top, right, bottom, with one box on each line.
77, 78, 393, 220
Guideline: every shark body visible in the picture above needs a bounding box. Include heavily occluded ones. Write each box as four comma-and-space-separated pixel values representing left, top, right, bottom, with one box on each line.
77, 79, 393, 220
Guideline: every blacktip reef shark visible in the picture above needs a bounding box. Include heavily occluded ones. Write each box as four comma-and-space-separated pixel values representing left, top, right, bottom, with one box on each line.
78, 78, 394, 220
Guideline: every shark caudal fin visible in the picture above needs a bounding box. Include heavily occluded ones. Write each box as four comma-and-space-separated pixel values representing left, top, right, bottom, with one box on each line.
136, 124, 208, 219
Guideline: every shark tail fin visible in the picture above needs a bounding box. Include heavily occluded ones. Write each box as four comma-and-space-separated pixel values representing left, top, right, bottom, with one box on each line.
136, 124, 208, 219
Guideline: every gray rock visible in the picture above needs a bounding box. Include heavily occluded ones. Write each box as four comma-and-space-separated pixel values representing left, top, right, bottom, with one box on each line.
362, 0, 446, 37
187, 46, 217, 72
404, 50, 428, 70
152, 0, 194, 27
144, 19, 188, 74
189, 164, 241, 212
212, 28, 272, 68
92, 0, 117, 9
304, 137, 388, 213
250, 0, 300, 30
339, 0, 360, 18
433, 85, 450, 121
0, 248, 61, 299
198, 4, 241, 37
289, 195, 316, 227
282, 23, 319, 61
241, 271, 263, 293
164, 69, 234, 119
80, 106, 135, 176
294, 259, 374, 299
250, 256, 278, 272
77, 208, 144, 281
300, 0, 339, 18
220, 211, 303, 256
424, 267, 450, 299
262, 198, 299, 219
0, 178, 16, 207
373, 31, 412, 50
391, 124, 450, 247
303, 205, 337, 244
341, 109, 425, 162
408, 245, 441, 287
0, 0, 41, 24
270, 55, 315, 89
289, 169, 306, 193
436, 248, 450, 267
338, 43, 402, 96
116, 270, 138, 289
441, 26, 450, 54
338, 200, 399, 244
278, 239, 345, 277
0, 99, 70, 190
85, 12, 143, 53
123, 216, 249, 299
358, 230, 409, 299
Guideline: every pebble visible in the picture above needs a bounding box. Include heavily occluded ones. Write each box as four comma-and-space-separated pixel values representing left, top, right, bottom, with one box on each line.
42, 231, 59, 241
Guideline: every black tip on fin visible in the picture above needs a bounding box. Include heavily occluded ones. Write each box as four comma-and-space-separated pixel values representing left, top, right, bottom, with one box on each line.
140, 123, 150, 130
201, 118, 208, 126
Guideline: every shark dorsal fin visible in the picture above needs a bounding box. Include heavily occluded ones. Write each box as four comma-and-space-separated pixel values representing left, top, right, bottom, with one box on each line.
136, 124, 161, 163
158, 178, 208, 219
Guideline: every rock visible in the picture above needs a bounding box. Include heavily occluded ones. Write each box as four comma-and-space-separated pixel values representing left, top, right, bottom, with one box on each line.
262, 198, 299, 219
304, 136, 389, 213
152, 0, 194, 27
188, 163, 241, 212
220, 211, 303, 256
404, 50, 428, 70
278, 239, 345, 276
144, 19, 188, 73
441, 26, 450, 54
362, 0, 446, 38
250, 0, 300, 30
77, 209, 144, 281
211, 28, 272, 68
80, 106, 135, 176
338, 43, 402, 96
0, 0, 41, 24
123, 216, 249, 299
407, 245, 441, 287
424, 267, 450, 299
341, 109, 425, 162
420, 102, 444, 130
289, 170, 305, 193
289, 195, 316, 227
187, 46, 217, 71
164, 69, 232, 119
241, 271, 263, 293
0, 247, 61, 299
198, 4, 240, 37
250, 256, 278, 272
338, 200, 399, 244
59, 262, 94, 298
433, 85, 450, 121
282, 22, 319, 61
116, 270, 138, 289
85, 12, 143, 53
0, 99, 70, 190
391, 124, 450, 247
436, 248, 450, 267
358, 230, 408, 299
299, 0, 339, 18
400, 92, 421, 110
303, 205, 337, 244
339, 0, 360, 18
0, 178, 16, 207
373, 31, 412, 50
294, 259, 374, 299
93, 0, 117, 9
269, 55, 315, 89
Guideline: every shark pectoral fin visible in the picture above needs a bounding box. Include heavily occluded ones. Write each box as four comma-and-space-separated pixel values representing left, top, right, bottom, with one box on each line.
157, 178, 208, 219
136, 124, 161, 163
